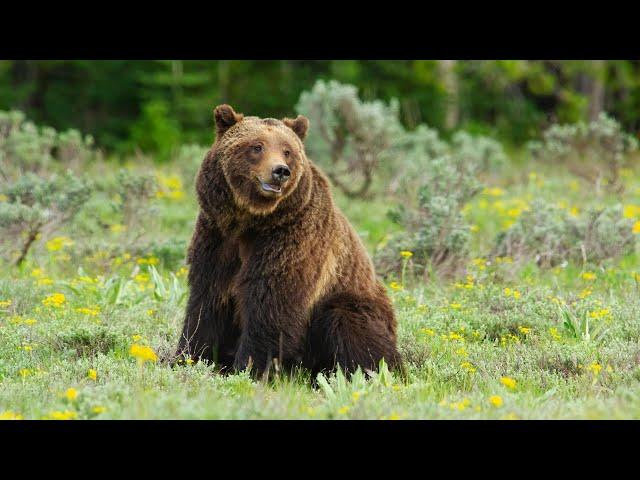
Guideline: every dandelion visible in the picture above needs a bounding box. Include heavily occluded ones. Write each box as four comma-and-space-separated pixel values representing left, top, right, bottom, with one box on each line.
504, 287, 512, 296
461, 362, 477, 373
137, 256, 159, 266
633, 221, 640, 234
87, 369, 97, 381
549, 327, 561, 340
64, 388, 78, 401
489, 395, 503, 408
92, 406, 106, 415
129, 344, 158, 363
42, 293, 65, 308
45, 236, 74, 252
623, 204, 640, 219
569, 207, 579, 217
581, 272, 597, 281
512, 290, 521, 299
400, 250, 413, 259
483, 187, 505, 197
147, 309, 156, 316
578, 288, 592, 299
46, 410, 77, 420
587, 362, 602, 375
500, 376, 517, 390
389, 281, 403, 291
337, 406, 350, 415
0, 411, 23, 420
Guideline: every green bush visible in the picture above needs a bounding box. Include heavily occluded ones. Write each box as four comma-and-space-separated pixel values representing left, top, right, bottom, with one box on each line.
0, 109, 95, 177
0, 171, 91, 265
375, 154, 482, 279
494, 200, 636, 267
296, 80, 402, 198
528, 113, 638, 191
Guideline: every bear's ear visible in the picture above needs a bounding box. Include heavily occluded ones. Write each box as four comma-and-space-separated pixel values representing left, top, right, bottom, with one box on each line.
214, 104, 243, 138
283, 115, 309, 142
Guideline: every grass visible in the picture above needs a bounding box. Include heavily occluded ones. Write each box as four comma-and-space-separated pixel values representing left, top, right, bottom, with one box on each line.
1, 158, 640, 420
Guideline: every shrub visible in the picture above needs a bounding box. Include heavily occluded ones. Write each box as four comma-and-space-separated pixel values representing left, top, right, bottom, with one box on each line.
375, 154, 483, 279
494, 200, 636, 267
0, 109, 96, 177
528, 113, 638, 191
0, 171, 91, 265
296, 80, 402, 198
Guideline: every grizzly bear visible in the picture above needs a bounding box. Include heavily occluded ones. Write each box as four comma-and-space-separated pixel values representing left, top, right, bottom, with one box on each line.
175, 104, 401, 378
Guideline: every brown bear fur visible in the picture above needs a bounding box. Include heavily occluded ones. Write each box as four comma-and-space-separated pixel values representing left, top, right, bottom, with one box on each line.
175, 104, 401, 378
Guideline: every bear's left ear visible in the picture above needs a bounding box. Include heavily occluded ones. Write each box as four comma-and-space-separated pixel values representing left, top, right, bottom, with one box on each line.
283, 115, 309, 142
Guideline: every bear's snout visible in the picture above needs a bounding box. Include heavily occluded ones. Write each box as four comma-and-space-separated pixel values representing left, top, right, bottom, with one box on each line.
271, 164, 291, 184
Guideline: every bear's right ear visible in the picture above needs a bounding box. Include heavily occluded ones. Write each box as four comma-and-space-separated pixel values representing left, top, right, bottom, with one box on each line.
214, 104, 243, 138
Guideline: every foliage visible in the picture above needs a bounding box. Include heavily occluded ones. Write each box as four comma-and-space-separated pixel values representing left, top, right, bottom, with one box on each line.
376, 153, 483, 278
0, 109, 95, 177
528, 113, 639, 191
296, 80, 402, 198
0, 171, 91, 265
494, 200, 636, 267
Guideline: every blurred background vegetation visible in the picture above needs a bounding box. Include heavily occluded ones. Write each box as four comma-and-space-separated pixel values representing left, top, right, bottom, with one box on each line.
2, 60, 639, 158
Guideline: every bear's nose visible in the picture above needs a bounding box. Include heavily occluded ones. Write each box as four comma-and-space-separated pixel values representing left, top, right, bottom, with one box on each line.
272, 164, 291, 183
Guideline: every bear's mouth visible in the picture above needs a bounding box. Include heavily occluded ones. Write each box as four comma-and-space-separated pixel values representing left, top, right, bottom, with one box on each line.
257, 178, 282, 194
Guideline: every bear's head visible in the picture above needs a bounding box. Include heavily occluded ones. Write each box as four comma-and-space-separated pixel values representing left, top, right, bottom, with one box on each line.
212, 104, 310, 216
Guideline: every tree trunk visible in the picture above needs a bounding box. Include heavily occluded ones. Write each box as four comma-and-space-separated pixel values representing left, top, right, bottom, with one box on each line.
439, 60, 459, 130
588, 60, 606, 121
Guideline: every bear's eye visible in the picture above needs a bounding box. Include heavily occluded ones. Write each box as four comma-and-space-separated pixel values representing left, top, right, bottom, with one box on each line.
252, 145, 263, 153
283, 149, 291, 157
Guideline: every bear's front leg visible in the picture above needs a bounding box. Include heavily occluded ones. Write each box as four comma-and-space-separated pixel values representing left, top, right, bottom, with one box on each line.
232, 265, 311, 377
175, 214, 241, 368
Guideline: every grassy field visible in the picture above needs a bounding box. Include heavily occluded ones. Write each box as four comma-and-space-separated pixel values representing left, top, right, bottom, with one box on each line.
1, 156, 640, 420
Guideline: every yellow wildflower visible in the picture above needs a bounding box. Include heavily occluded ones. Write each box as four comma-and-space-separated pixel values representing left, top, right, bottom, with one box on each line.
489, 395, 503, 408
92, 406, 106, 415
129, 344, 158, 363
400, 250, 413, 259
76, 307, 100, 316
352, 391, 362, 402
64, 388, 78, 401
42, 293, 66, 308
420, 328, 435, 336
137, 256, 159, 266
132, 334, 142, 342
460, 362, 476, 373
47, 410, 77, 420
549, 327, 561, 340
483, 187, 505, 197
500, 376, 517, 390
45, 236, 74, 252
18, 368, 32, 377
389, 281, 403, 291
0, 299, 11, 308
581, 272, 596, 281
633, 221, 640, 234
87, 369, 97, 381
578, 288, 592, 299
518, 326, 531, 335
587, 362, 602, 375
0, 411, 23, 420
337, 406, 350, 415
623, 204, 640, 219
